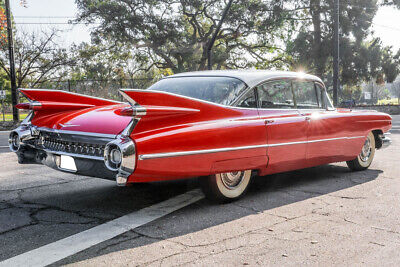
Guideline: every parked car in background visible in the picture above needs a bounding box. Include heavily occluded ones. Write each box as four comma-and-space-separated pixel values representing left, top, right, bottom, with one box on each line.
9, 70, 392, 202
340, 99, 356, 108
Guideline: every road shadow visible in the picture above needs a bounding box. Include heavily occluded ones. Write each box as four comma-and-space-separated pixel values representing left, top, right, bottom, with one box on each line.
53, 164, 382, 265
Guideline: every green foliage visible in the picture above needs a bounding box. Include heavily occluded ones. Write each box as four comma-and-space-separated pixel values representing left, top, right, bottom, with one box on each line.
0, 68, 11, 104
286, 0, 399, 86
378, 98, 399, 105
341, 84, 363, 101
70, 42, 134, 80
75, 0, 290, 73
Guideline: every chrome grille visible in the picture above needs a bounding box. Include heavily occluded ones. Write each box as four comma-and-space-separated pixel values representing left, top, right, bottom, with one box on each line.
42, 137, 106, 157
35, 129, 115, 160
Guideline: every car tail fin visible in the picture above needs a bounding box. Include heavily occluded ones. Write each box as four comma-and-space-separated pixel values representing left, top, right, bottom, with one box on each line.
118, 89, 236, 119
17, 89, 120, 111
118, 89, 204, 118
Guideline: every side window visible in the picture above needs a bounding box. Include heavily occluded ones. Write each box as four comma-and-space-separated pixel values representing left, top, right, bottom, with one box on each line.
293, 81, 320, 109
315, 83, 333, 109
257, 80, 295, 109
235, 89, 257, 108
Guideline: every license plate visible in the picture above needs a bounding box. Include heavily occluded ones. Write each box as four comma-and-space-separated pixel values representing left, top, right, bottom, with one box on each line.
59, 155, 77, 172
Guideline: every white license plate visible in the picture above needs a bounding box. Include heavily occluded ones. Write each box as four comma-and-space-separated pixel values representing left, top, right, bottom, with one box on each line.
59, 155, 77, 172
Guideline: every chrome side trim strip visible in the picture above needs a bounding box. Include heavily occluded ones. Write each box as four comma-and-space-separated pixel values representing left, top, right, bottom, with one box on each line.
139, 144, 267, 160
138, 136, 366, 160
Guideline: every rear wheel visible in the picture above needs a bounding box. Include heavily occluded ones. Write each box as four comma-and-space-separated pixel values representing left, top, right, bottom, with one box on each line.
346, 132, 376, 171
200, 170, 252, 202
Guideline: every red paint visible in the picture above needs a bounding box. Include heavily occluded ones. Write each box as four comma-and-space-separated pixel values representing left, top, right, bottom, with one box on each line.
17, 101, 95, 111
114, 106, 199, 117
22, 88, 392, 183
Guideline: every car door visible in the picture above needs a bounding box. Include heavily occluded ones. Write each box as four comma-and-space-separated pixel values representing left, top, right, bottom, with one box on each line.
292, 80, 347, 166
256, 79, 309, 174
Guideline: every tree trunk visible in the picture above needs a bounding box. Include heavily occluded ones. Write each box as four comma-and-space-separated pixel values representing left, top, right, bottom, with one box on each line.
310, 0, 324, 78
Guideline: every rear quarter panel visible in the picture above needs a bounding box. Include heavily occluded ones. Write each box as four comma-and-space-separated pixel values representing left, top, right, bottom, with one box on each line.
344, 110, 392, 158
130, 110, 267, 182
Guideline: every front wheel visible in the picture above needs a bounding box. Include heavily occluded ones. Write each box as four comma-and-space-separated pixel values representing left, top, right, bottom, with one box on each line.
346, 132, 376, 171
200, 170, 252, 203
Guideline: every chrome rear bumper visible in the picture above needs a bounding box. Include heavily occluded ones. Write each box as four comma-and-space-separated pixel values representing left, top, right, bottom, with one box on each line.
9, 124, 136, 184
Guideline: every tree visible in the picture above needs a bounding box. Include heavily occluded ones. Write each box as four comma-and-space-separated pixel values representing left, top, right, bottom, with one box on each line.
69, 42, 136, 81
382, 0, 400, 8
0, 3, 7, 47
65, 41, 156, 98
285, 0, 399, 86
389, 78, 400, 104
340, 38, 399, 85
0, 29, 75, 88
75, 0, 291, 73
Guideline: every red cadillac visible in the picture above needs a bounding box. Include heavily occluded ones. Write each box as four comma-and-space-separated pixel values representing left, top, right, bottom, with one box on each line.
9, 70, 392, 202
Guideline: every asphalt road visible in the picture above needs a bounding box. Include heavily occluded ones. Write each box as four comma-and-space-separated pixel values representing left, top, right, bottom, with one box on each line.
0, 131, 9, 153
0, 116, 399, 266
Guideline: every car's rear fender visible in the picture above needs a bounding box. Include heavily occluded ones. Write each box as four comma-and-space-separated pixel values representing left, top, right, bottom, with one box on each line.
129, 116, 267, 182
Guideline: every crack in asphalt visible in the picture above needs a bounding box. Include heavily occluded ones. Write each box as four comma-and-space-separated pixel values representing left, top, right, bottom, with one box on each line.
0, 177, 95, 193
109, 185, 392, 267
0, 185, 108, 236
122, 212, 311, 266
371, 226, 400, 236
94, 233, 143, 255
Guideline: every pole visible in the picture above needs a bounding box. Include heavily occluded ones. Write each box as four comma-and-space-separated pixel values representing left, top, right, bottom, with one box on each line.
207, 0, 234, 70
1, 98, 4, 122
332, 0, 340, 107
5, 0, 19, 122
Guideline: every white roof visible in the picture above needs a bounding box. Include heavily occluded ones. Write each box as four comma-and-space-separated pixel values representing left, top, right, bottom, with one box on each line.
167, 70, 323, 88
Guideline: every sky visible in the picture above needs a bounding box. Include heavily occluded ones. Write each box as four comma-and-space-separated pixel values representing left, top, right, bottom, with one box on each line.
10, 0, 400, 51
11, 0, 92, 45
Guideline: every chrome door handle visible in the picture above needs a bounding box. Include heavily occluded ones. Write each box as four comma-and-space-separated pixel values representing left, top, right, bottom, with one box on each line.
265, 119, 275, 124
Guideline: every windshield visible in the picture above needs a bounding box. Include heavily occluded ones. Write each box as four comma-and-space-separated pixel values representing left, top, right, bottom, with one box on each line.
148, 76, 247, 105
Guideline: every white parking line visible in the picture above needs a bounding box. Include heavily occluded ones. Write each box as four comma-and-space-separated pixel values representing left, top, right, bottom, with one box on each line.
0, 146, 9, 148
0, 189, 204, 267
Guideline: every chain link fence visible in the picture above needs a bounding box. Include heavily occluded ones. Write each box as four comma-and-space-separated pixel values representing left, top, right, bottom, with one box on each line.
39, 78, 155, 101
1, 78, 156, 121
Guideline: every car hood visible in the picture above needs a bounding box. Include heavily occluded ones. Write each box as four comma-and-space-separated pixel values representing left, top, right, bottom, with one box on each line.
31, 104, 132, 135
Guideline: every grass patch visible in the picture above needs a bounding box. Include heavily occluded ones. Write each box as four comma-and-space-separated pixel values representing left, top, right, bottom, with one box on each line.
377, 98, 400, 105
1, 113, 28, 121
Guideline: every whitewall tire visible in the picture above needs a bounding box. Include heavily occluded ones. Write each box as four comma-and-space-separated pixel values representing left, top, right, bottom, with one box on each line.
346, 132, 376, 171
200, 170, 252, 202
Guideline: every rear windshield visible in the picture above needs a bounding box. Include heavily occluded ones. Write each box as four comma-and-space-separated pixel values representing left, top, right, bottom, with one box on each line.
148, 76, 247, 105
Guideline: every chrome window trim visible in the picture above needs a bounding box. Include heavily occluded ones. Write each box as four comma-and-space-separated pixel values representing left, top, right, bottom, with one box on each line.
139, 136, 366, 160
254, 78, 297, 110
230, 87, 256, 107
314, 82, 335, 110
252, 78, 335, 111
125, 74, 324, 110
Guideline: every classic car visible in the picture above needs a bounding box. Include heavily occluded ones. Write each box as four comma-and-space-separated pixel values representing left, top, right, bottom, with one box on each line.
9, 70, 392, 202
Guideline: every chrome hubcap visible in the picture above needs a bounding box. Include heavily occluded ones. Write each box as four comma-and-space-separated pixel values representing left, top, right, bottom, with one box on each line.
221, 171, 245, 189
360, 137, 372, 162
